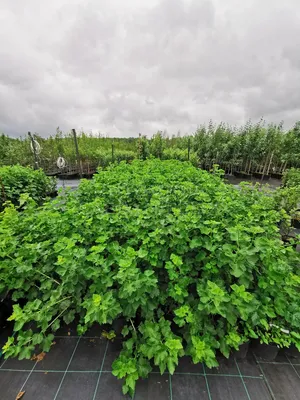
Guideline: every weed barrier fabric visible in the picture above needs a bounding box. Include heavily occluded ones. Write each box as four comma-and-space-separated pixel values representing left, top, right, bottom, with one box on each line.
1, 325, 300, 399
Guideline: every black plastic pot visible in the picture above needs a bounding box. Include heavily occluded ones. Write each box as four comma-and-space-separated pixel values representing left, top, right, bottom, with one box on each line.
112, 317, 126, 336
0, 306, 7, 328
252, 172, 270, 181
291, 218, 300, 229
232, 342, 249, 360
282, 235, 297, 249
47, 190, 58, 198
233, 171, 252, 179
252, 342, 279, 361
285, 344, 300, 359
270, 172, 283, 180
0, 296, 12, 329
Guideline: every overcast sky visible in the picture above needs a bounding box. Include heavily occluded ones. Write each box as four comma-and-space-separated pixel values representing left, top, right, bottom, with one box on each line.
1, 0, 300, 137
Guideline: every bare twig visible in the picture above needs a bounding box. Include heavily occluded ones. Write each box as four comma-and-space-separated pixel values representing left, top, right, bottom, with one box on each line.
130, 318, 136, 331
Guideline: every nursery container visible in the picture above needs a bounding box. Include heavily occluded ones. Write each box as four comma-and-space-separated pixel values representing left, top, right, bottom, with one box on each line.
282, 235, 298, 249
270, 172, 283, 180
232, 342, 249, 360
291, 218, 300, 229
252, 172, 270, 181
234, 171, 252, 179
112, 317, 126, 336
252, 342, 279, 361
285, 344, 300, 359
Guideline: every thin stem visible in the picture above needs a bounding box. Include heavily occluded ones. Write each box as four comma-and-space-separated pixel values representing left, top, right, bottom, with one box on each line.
35, 270, 60, 285
5, 254, 60, 285
47, 305, 70, 329
42, 296, 72, 313
11, 305, 70, 350
130, 318, 136, 331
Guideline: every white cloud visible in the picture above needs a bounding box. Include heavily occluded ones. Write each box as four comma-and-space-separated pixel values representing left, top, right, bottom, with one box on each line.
0, 0, 300, 137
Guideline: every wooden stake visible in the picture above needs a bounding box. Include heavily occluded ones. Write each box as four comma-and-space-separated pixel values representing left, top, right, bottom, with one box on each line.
266, 152, 274, 176
72, 129, 83, 177
28, 131, 39, 169
112, 142, 115, 163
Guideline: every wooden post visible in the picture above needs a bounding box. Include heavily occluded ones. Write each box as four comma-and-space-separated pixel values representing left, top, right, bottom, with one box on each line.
138, 133, 142, 160
266, 152, 274, 176
261, 152, 273, 181
112, 142, 115, 163
282, 161, 288, 173
72, 129, 82, 177
28, 132, 39, 169
0, 176, 6, 202
248, 160, 252, 174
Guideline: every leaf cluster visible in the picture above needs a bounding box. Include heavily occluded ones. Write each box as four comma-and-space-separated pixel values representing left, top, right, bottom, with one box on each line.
0, 165, 56, 211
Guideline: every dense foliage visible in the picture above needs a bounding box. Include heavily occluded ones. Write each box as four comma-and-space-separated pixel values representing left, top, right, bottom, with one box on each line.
277, 168, 300, 229
1, 120, 300, 173
0, 131, 138, 167
0, 165, 56, 211
0, 160, 299, 396
279, 168, 300, 213
283, 168, 300, 188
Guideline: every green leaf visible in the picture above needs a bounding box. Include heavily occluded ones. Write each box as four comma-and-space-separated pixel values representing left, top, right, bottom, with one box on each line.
42, 334, 55, 352
231, 263, 245, 278
92, 294, 101, 306
19, 346, 32, 360
167, 358, 176, 374
165, 339, 183, 351
137, 248, 148, 258
170, 254, 183, 267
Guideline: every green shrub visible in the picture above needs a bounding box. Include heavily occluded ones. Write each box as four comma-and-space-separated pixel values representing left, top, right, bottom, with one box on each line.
89, 150, 136, 168
150, 131, 165, 158
283, 168, 300, 188
137, 135, 149, 160
162, 148, 198, 166
274, 186, 300, 225
276, 168, 300, 232
113, 150, 136, 163
0, 160, 299, 396
0, 165, 56, 211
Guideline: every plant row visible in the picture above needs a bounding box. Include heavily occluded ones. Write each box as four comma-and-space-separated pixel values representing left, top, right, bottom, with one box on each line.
1, 120, 300, 172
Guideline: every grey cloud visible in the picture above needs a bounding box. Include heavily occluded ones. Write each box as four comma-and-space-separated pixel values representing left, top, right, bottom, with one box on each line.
0, 0, 300, 138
